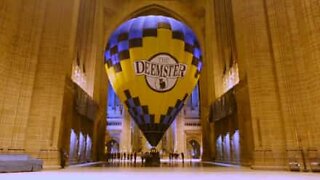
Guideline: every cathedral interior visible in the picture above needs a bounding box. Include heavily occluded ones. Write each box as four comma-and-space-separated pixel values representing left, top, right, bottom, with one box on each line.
0, 0, 320, 179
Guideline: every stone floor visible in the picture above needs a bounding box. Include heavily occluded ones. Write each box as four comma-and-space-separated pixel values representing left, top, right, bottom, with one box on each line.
1, 160, 320, 180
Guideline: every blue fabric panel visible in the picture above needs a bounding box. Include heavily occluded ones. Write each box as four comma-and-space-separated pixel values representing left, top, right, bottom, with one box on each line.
183, 27, 195, 45
143, 16, 158, 29
129, 18, 144, 39
118, 41, 129, 52
193, 48, 201, 59
168, 18, 183, 32
111, 54, 119, 65
144, 115, 150, 124
104, 51, 111, 61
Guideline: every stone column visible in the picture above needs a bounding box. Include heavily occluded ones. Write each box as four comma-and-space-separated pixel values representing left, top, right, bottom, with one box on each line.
233, 0, 287, 169
0, 0, 47, 153
175, 114, 185, 154
0, 0, 81, 168
25, 0, 81, 168
263, 0, 320, 171
120, 111, 132, 153
200, 0, 218, 161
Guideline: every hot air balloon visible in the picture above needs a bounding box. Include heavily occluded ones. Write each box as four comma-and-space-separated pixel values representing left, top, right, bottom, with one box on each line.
104, 15, 202, 148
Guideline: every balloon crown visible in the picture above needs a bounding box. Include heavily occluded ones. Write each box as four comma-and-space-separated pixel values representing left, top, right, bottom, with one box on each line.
105, 15, 202, 73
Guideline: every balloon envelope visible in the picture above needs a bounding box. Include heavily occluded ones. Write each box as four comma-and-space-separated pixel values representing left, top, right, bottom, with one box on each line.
104, 15, 202, 147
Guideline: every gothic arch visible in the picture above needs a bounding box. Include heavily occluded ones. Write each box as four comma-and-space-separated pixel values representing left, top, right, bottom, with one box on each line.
104, 3, 204, 53
186, 136, 201, 145
129, 4, 186, 23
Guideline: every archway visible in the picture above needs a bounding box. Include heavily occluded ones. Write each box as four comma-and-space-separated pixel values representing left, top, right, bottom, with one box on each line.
188, 139, 201, 159
106, 139, 120, 154
69, 129, 78, 163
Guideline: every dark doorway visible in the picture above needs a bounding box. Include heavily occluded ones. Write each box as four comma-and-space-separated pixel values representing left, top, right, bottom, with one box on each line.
106, 139, 119, 154
188, 140, 201, 159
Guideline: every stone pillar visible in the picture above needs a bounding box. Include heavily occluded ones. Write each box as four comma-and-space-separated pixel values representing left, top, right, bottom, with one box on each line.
0, 0, 80, 168
131, 121, 142, 152
120, 112, 132, 153
200, 0, 218, 161
0, 0, 47, 153
231, 0, 320, 170
85, 0, 107, 162
166, 124, 175, 153
175, 115, 185, 154
233, 0, 290, 169
263, 0, 320, 171
234, 82, 254, 166
25, 0, 80, 168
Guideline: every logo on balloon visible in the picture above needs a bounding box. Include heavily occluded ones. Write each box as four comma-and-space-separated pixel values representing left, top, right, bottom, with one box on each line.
134, 53, 187, 92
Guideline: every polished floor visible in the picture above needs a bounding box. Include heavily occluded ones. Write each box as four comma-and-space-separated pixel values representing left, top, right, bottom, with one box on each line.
1, 160, 320, 180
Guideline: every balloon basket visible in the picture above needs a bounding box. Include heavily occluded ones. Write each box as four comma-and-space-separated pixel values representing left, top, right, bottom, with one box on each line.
150, 147, 157, 152
144, 147, 160, 167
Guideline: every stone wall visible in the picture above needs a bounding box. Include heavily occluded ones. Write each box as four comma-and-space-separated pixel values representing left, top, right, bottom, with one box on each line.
231, 0, 320, 170
0, 0, 107, 168
206, 0, 320, 170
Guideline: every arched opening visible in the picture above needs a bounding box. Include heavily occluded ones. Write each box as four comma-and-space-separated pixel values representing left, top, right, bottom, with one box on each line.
131, 4, 175, 18
106, 139, 120, 154
69, 129, 78, 163
85, 135, 92, 162
184, 84, 200, 118
188, 140, 201, 159
107, 82, 123, 118
214, 117, 240, 164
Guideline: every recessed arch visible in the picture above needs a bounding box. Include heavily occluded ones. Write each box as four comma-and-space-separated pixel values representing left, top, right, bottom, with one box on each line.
104, 3, 203, 52
106, 139, 120, 154
187, 139, 201, 159
129, 4, 185, 22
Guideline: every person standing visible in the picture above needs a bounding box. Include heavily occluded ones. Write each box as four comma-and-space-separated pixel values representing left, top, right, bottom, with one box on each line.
181, 152, 184, 164
141, 152, 144, 164
60, 148, 68, 168
134, 152, 137, 164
